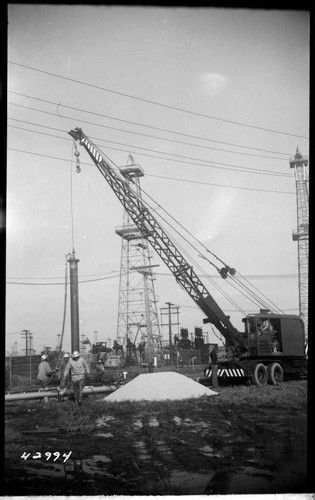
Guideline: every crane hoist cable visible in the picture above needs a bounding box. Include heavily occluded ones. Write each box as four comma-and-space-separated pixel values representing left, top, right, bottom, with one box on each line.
73, 141, 282, 314
160, 220, 247, 316
139, 186, 284, 311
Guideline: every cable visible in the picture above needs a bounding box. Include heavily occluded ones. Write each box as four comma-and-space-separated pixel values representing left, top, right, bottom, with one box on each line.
8, 92, 300, 157
8, 121, 293, 178
6, 272, 297, 281
8, 62, 309, 139
7, 147, 296, 195
9, 118, 294, 177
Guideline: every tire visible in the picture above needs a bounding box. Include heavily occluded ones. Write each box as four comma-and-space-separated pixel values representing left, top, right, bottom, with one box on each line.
267, 362, 284, 385
251, 363, 268, 386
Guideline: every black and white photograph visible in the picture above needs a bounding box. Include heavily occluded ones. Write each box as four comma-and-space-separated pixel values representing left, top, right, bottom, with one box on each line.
5, 4, 310, 497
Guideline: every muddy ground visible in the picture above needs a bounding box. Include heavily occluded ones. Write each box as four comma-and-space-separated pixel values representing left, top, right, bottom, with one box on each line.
4, 377, 310, 496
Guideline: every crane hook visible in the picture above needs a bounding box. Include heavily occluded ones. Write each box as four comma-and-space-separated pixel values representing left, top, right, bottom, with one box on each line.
73, 142, 81, 173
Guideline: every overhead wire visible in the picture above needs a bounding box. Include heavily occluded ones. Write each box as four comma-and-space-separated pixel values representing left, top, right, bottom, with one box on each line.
94, 146, 259, 314
8, 61, 309, 139
8, 115, 294, 177
136, 179, 286, 312
7, 146, 296, 196
8, 91, 301, 158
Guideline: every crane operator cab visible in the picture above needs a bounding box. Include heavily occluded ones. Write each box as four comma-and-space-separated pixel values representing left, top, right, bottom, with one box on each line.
243, 312, 305, 358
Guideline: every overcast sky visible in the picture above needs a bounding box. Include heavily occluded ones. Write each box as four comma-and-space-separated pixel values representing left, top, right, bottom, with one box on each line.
6, 5, 309, 355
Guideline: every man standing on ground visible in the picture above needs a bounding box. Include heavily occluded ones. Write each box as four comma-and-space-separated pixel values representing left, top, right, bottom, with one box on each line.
37, 354, 55, 388
64, 351, 90, 406
95, 359, 105, 384
208, 345, 219, 391
59, 352, 71, 390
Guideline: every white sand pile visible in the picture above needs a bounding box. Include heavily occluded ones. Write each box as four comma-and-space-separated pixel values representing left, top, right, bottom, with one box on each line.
103, 372, 217, 402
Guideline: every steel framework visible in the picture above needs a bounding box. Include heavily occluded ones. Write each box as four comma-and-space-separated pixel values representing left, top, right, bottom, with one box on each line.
290, 147, 309, 338
115, 155, 162, 363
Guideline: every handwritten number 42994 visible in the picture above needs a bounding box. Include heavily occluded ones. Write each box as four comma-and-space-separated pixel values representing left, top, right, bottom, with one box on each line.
21, 451, 72, 462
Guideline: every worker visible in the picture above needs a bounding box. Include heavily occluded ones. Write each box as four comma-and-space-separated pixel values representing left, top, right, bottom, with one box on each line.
37, 354, 55, 388
257, 318, 271, 334
63, 351, 90, 406
208, 345, 219, 391
59, 352, 71, 390
95, 359, 105, 383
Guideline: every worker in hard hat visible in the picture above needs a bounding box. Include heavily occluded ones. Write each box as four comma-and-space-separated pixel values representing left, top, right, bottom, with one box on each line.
95, 359, 105, 384
36, 354, 55, 388
59, 352, 71, 390
63, 351, 90, 406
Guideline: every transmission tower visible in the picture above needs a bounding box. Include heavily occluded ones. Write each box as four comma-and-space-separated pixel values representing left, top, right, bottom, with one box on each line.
289, 147, 309, 338
115, 155, 162, 364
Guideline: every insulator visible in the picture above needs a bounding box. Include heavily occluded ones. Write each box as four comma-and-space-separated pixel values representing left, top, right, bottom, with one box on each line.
229, 268, 236, 276
74, 150, 80, 158
76, 162, 81, 173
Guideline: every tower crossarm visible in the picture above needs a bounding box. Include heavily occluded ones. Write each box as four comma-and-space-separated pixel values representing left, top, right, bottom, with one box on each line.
68, 128, 247, 352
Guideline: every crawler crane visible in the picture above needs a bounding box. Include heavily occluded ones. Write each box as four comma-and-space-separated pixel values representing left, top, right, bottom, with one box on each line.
68, 128, 307, 386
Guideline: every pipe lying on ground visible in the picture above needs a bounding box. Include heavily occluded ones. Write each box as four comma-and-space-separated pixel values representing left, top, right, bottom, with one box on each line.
5, 385, 117, 402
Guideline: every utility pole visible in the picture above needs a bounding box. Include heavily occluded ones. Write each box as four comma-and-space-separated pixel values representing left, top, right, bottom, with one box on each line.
21, 329, 31, 356
166, 302, 173, 366
160, 303, 180, 366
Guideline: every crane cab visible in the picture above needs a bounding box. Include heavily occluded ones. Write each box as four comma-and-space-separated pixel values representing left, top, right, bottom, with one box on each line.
243, 313, 306, 358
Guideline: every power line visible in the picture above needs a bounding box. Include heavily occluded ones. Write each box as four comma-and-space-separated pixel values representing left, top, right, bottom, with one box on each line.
145, 173, 294, 195
8, 92, 299, 158
7, 146, 295, 195
9, 61, 309, 139
6, 274, 121, 285
6, 272, 298, 286
8, 122, 293, 178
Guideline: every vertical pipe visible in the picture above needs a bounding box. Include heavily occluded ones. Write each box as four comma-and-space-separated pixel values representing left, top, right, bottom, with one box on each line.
68, 251, 80, 353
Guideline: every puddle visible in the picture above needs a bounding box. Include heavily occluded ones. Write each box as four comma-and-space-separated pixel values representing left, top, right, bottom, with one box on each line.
83, 455, 111, 474
148, 417, 159, 427
133, 419, 143, 429
95, 432, 114, 438
169, 470, 213, 494
200, 445, 214, 457
134, 440, 151, 461
155, 440, 173, 456
95, 416, 115, 427
21, 462, 65, 479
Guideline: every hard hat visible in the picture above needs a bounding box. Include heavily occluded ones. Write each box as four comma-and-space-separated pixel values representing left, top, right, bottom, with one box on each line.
72, 351, 80, 358
41, 354, 47, 361
63, 353, 70, 358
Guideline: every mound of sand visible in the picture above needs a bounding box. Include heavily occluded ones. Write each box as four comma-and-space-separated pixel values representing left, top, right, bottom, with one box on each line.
103, 372, 217, 402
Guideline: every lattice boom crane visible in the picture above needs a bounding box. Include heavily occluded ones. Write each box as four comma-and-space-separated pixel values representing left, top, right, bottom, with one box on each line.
68, 127, 307, 386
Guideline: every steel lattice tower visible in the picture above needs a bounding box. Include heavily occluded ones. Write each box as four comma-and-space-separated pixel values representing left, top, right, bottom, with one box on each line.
115, 155, 162, 364
290, 147, 309, 338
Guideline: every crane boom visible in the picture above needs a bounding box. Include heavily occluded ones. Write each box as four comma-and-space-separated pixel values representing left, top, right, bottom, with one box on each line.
68, 128, 248, 354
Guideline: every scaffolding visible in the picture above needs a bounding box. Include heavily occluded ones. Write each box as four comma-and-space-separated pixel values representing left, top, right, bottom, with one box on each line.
115, 155, 162, 364
289, 147, 309, 338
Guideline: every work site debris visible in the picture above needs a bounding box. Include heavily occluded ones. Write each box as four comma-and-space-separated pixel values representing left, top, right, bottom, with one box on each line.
103, 372, 218, 402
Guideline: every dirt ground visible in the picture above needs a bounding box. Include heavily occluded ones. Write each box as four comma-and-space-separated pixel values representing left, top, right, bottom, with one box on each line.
4, 374, 310, 496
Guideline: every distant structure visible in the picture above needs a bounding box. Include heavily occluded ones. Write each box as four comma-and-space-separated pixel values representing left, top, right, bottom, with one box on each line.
115, 155, 162, 364
290, 147, 309, 338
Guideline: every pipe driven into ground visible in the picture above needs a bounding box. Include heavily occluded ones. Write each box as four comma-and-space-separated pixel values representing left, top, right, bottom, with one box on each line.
5, 385, 117, 402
